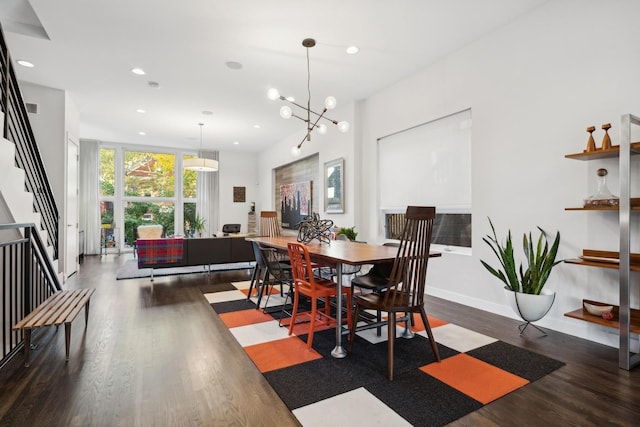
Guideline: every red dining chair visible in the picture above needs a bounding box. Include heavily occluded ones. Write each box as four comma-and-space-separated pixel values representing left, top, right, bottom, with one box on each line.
287, 242, 352, 349
349, 206, 441, 380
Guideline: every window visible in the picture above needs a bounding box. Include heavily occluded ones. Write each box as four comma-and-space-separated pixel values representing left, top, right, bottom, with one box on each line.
98, 146, 197, 251
100, 148, 115, 197
124, 151, 175, 197
384, 212, 471, 248
378, 109, 472, 252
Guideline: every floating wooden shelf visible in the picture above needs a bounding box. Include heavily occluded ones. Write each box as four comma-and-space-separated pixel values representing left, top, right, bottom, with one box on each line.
564, 142, 640, 160
564, 249, 640, 271
565, 198, 640, 211
564, 299, 640, 334
564, 258, 640, 272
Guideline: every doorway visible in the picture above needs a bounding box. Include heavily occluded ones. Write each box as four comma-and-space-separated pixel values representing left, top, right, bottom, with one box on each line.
65, 135, 79, 278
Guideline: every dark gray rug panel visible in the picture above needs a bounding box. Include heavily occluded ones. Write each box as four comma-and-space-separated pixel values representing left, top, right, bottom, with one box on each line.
467, 341, 565, 381
366, 369, 483, 427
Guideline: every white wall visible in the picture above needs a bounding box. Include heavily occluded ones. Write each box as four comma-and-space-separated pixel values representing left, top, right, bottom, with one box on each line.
217, 150, 259, 233
20, 82, 80, 276
258, 103, 357, 230
357, 0, 640, 347
258, 0, 640, 348
21, 82, 65, 208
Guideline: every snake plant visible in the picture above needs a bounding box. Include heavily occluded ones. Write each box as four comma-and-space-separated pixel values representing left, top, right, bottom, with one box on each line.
481, 218, 561, 295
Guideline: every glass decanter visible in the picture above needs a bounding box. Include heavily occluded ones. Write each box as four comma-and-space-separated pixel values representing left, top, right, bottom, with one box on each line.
584, 168, 619, 207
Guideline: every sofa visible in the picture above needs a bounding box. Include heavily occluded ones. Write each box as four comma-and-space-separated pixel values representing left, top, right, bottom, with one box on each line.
137, 235, 254, 271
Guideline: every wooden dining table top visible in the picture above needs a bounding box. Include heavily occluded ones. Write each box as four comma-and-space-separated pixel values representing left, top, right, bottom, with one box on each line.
247, 235, 441, 266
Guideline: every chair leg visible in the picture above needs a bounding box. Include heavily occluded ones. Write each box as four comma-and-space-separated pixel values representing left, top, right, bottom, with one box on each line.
278, 286, 294, 327
349, 303, 361, 352
247, 265, 260, 300
420, 308, 441, 362
255, 267, 270, 309
345, 291, 352, 330
388, 313, 396, 380
288, 289, 300, 336
307, 297, 318, 349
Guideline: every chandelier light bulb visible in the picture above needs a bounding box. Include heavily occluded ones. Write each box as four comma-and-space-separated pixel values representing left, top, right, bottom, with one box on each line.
324, 96, 337, 110
267, 88, 280, 100
269, 38, 350, 152
280, 105, 293, 119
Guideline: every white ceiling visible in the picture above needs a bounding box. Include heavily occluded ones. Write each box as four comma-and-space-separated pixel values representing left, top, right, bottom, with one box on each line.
2, 0, 547, 153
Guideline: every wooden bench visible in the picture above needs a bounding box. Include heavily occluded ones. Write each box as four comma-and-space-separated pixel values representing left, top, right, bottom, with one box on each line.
12, 288, 96, 367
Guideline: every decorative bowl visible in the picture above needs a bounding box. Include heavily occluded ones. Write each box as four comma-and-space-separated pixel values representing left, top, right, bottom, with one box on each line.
583, 302, 613, 316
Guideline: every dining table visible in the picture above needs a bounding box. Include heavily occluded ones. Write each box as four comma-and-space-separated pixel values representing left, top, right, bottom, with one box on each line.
247, 235, 440, 358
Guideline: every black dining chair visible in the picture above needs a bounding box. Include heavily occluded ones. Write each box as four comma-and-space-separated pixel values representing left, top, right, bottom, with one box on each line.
349, 242, 398, 336
247, 241, 267, 302
257, 246, 293, 322
349, 206, 441, 380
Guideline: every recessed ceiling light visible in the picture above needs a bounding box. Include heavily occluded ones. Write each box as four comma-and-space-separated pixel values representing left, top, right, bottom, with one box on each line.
202, 110, 213, 115
138, 131, 146, 136
147, 81, 160, 88
225, 61, 243, 70
253, 124, 261, 129
136, 108, 146, 113
346, 46, 359, 55
131, 67, 146, 75
17, 60, 34, 68
233, 141, 239, 145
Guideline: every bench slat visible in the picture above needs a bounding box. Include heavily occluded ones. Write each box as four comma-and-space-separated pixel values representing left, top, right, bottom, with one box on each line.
32, 291, 79, 328
13, 289, 95, 330
53, 289, 95, 325
13, 292, 68, 330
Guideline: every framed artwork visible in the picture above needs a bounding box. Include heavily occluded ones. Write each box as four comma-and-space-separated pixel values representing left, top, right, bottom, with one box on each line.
233, 186, 246, 203
280, 180, 312, 229
324, 158, 344, 213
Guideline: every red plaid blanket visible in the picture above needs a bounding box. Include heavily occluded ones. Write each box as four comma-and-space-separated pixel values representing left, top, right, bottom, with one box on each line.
137, 238, 184, 267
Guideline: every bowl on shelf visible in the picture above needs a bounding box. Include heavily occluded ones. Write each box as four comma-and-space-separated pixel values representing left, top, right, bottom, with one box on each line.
583, 301, 614, 316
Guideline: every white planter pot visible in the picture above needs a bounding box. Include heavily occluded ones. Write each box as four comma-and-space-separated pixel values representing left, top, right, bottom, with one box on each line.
504, 287, 556, 322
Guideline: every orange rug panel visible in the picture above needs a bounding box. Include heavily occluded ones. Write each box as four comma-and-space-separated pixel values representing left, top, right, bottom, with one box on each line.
420, 353, 529, 404
244, 336, 322, 373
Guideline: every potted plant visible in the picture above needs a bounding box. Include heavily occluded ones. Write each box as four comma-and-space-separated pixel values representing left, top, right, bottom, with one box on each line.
481, 218, 561, 334
192, 213, 206, 237
337, 226, 358, 241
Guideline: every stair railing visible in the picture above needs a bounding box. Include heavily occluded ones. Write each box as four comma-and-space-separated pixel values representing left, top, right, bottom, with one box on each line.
0, 23, 59, 260
0, 222, 62, 370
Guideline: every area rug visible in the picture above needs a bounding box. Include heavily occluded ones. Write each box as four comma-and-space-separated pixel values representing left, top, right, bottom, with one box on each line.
205, 282, 565, 426
116, 259, 255, 280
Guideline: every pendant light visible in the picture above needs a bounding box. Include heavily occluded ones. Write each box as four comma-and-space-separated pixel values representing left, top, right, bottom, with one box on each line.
184, 123, 218, 172
267, 38, 349, 153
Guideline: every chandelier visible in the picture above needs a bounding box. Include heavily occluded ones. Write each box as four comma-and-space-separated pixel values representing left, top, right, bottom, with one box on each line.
267, 38, 349, 154
184, 123, 218, 172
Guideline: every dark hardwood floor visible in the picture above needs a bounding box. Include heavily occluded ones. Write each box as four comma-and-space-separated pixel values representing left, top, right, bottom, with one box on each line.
1, 254, 638, 426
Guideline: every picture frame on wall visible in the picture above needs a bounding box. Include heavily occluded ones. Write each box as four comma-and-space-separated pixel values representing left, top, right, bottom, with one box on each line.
324, 158, 344, 213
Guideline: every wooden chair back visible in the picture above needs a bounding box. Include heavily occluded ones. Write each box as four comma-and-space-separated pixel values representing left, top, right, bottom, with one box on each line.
259, 211, 281, 237
383, 206, 435, 309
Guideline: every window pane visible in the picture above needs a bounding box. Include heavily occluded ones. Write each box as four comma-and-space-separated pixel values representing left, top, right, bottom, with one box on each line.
100, 201, 116, 248
183, 202, 196, 238
125, 201, 175, 247
124, 151, 175, 197
384, 212, 472, 248
100, 148, 115, 197
183, 155, 197, 198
